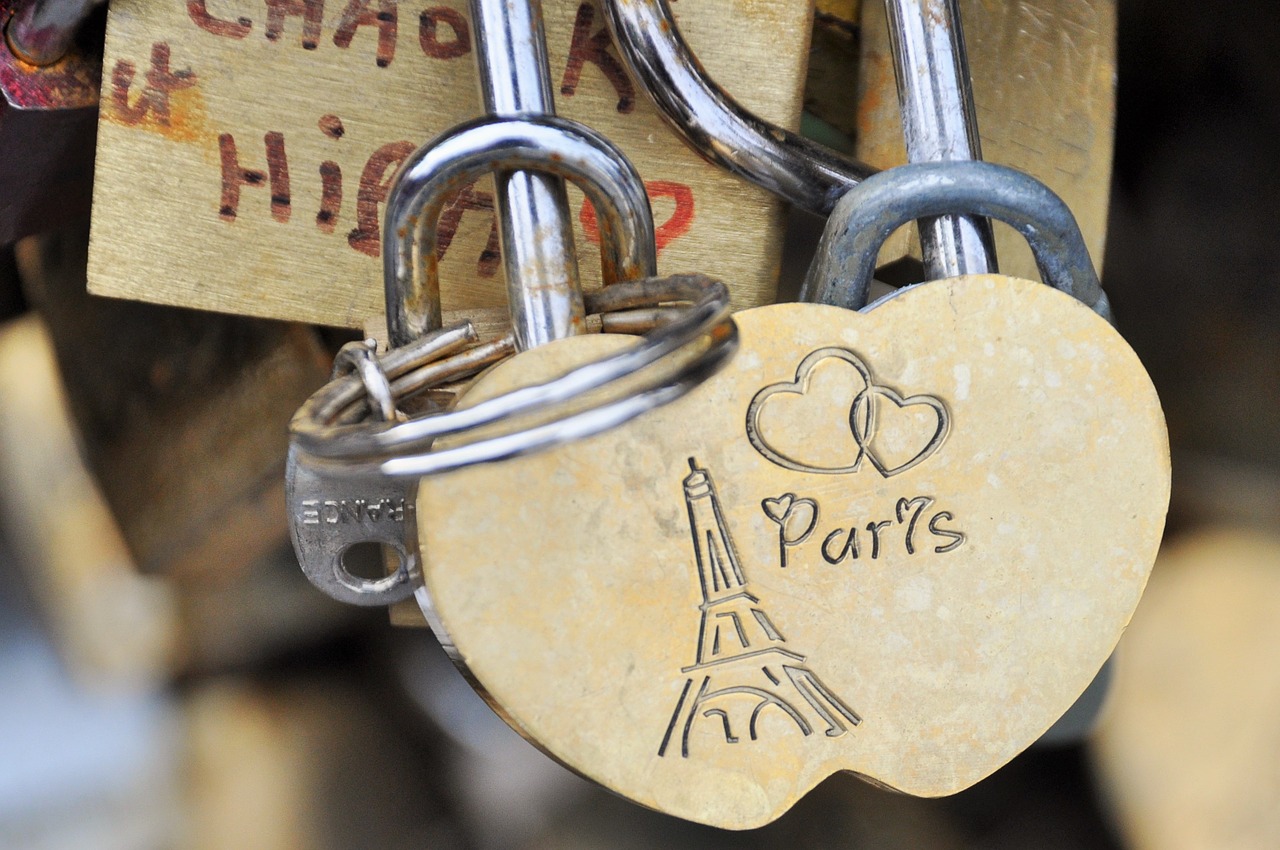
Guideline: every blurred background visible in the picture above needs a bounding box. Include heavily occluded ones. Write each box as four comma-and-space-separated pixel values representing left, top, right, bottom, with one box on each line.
1, 0, 1277, 847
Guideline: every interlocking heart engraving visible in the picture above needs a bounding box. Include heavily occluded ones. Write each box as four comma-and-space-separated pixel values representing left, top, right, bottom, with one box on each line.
746, 347, 950, 476
417, 277, 1169, 829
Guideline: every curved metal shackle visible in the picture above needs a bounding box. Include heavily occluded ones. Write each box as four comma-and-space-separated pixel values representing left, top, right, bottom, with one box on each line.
599, 0, 875, 216
384, 115, 657, 348
800, 161, 1113, 324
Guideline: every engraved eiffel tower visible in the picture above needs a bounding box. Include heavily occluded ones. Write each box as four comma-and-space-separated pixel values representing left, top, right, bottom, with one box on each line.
658, 459, 861, 759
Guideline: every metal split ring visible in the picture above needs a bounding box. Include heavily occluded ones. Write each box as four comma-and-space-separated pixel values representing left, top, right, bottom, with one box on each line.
291, 274, 736, 473
331, 340, 398, 423
286, 274, 736, 606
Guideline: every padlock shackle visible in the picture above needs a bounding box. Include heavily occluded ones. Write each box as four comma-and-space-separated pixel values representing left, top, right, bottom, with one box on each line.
384, 116, 657, 349
469, 0, 584, 350
800, 161, 1112, 324
600, 0, 875, 216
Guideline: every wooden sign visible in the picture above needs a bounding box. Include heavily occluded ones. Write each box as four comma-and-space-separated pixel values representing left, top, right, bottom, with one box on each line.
855, 0, 1116, 280
416, 276, 1170, 828
87, 0, 811, 328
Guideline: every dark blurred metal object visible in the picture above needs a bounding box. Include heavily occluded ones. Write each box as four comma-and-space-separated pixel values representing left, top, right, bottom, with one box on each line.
15, 224, 333, 583
6, 0, 100, 65
0, 0, 101, 244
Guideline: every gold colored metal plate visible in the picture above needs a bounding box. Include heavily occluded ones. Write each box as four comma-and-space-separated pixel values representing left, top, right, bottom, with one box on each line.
855, 0, 1117, 279
1093, 528, 1280, 850
87, 0, 811, 327
417, 276, 1169, 828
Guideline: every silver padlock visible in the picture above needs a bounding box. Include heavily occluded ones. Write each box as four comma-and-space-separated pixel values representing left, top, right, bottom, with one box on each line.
286, 115, 737, 607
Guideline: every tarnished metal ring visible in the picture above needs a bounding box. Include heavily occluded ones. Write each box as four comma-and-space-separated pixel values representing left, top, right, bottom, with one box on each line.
332, 340, 397, 423
293, 274, 734, 464
374, 284, 735, 479
385, 115, 657, 348
287, 275, 735, 606
799, 160, 1112, 322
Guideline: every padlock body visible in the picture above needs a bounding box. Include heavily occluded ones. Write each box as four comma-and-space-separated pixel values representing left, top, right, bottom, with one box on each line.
0, 33, 99, 243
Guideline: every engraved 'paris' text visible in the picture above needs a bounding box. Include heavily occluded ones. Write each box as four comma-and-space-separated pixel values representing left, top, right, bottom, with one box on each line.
762, 493, 966, 568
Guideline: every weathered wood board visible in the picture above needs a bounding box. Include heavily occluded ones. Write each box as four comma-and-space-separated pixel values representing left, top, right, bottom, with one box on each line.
87, 0, 812, 328
855, 0, 1116, 280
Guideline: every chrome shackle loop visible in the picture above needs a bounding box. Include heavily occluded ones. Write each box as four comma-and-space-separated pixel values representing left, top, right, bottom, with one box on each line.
799, 161, 1112, 323
384, 115, 658, 348
600, 0, 873, 216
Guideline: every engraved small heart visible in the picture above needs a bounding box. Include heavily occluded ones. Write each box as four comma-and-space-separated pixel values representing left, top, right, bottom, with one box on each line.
761, 494, 794, 522
761, 492, 818, 568
418, 277, 1170, 830
852, 385, 950, 478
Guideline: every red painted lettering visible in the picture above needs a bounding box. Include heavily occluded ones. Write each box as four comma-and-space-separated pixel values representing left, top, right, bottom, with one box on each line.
560, 2, 634, 113
334, 0, 398, 67
218, 132, 290, 223
264, 0, 324, 50
437, 182, 501, 277
580, 180, 695, 251
317, 161, 342, 232
348, 141, 416, 257
187, 1, 251, 37
110, 42, 197, 127
418, 6, 469, 59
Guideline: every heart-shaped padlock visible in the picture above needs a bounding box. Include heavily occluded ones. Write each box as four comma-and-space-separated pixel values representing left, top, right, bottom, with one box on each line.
414, 162, 1169, 828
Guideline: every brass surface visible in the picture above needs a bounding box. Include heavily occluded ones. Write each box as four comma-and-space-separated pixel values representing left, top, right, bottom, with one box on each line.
418, 276, 1169, 827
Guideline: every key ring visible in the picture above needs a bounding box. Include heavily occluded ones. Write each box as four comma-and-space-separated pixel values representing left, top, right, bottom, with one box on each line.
287, 274, 735, 605
292, 273, 736, 472
331, 340, 398, 423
